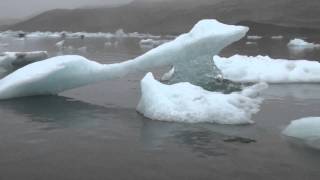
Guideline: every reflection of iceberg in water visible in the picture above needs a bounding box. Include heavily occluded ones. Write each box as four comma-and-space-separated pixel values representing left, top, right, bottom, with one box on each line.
0, 95, 135, 129
262, 84, 320, 100
140, 120, 240, 157
0, 19, 248, 100
0, 96, 105, 129
288, 46, 314, 58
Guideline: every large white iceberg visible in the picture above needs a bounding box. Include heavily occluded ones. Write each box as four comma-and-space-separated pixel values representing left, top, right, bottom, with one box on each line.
283, 117, 320, 149
287, 38, 320, 49
137, 73, 267, 124
0, 19, 248, 100
214, 55, 320, 83
0, 51, 48, 77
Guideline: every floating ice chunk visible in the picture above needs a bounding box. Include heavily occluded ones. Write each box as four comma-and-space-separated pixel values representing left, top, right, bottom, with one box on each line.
283, 117, 320, 149
139, 39, 170, 49
247, 35, 262, 40
0, 19, 248, 99
287, 38, 320, 49
271, 35, 284, 40
0, 51, 48, 77
27, 31, 61, 38
214, 55, 320, 83
55, 40, 65, 48
160, 67, 175, 81
137, 73, 267, 124
245, 41, 257, 45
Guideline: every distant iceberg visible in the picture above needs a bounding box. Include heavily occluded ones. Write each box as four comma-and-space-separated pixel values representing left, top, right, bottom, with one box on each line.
0, 19, 248, 100
283, 117, 320, 149
0, 51, 48, 77
287, 38, 320, 49
214, 55, 320, 83
137, 73, 267, 124
0, 30, 167, 40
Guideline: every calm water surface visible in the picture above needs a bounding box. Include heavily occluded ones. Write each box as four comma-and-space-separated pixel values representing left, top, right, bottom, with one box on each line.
0, 34, 320, 180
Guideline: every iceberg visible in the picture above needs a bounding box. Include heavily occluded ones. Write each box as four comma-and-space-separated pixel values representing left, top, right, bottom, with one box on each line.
137, 73, 267, 124
287, 38, 320, 49
0, 51, 48, 77
0, 19, 248, 99
214, 55, 320, 83
283, 117, 320, 149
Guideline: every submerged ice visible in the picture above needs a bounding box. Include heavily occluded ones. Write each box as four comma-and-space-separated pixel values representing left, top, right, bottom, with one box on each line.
137, 73, 267, 124
214, 55, 320, 83
0, 19, 249, 100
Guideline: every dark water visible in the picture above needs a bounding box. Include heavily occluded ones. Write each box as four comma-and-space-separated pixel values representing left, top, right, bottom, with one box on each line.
1, 34, 320, 180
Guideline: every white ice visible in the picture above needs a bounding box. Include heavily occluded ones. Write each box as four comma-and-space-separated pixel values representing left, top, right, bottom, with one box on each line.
139, 39, 170, 49
245, 41, 257, 45
287, 38, 320, 49
55, 40, 65, 48
283, 117, 320, 149
0, 19, 248, 99
214, 55, 320, 83
247, 35, 262, 40
137, 73, 267, 124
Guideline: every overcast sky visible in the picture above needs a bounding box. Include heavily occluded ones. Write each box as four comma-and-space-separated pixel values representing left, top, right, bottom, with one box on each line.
0, 0, 133, 19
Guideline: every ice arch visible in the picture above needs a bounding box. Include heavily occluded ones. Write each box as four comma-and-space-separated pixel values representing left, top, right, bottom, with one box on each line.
0, 20, 248, 100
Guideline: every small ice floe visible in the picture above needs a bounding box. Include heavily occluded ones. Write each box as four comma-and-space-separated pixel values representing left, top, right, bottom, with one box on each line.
245, 41, 257, 45
137, 73, 267, 124
283, 117, 320, 149
55, 40, 65, 48
214, 55, 320, 83
139, 39, 170, 50
247, 35, 262, 40
287, 38, 320, 49
271, 35, 284, 40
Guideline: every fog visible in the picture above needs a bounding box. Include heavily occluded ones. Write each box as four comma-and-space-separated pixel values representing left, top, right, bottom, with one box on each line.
0, 0, 133, 19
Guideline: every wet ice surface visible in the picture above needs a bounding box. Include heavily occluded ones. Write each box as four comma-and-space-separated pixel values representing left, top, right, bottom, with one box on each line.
1, 34, 320, 179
